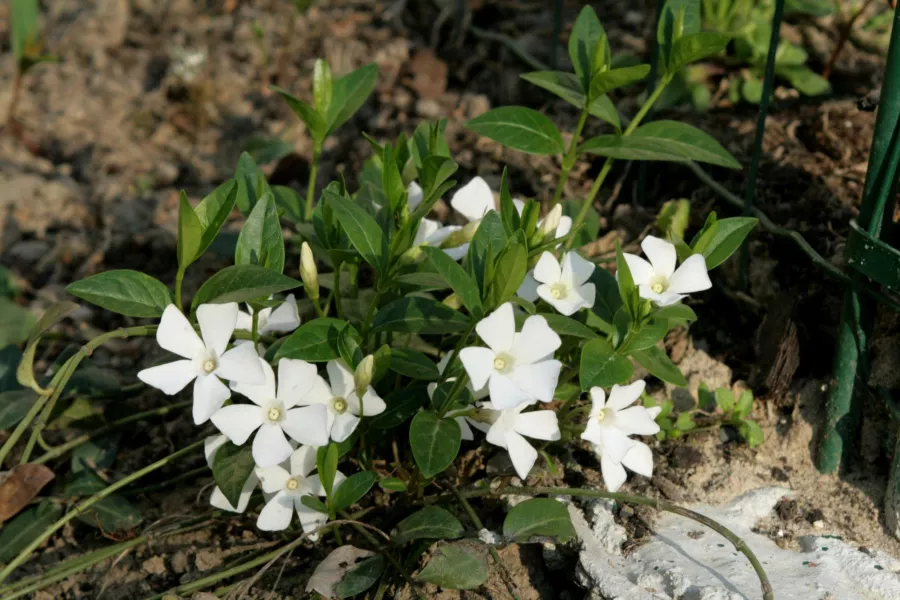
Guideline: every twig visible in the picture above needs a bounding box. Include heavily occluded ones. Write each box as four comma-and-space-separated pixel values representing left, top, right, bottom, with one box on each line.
824, 0, 878, 79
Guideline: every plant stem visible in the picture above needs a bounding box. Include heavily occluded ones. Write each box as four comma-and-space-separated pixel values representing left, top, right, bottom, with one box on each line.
0, 439, 204, 587
305, 143, 322, 221
550, 105, 590, 207
310, 294, 326, 318
333, 263, 344, 319
175, 266, 186, 312
438, 320, 477, 385
361, 289, 384, 348
251, 310, 260, 353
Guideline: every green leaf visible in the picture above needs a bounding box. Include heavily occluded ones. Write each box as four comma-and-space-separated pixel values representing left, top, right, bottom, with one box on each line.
235, 192, 285, 273
658, 0, 702, 68
428, 381, 473, 414
422, 248, 482, 318
371, 386, 429, 429
618, 319, 668, 354
675, 412, 696, 431
581, 121, 741, 169
409, 410, 461, 478
0, 501, 62, 562
17, 301, 78, 390
389, 349, 441, 381
330, 471, 377, 512
615, 244, 635, 313
0, 346, 22, 392
379, 477, 407, 492
313, 59, 333, 115
568, 6, 607, 90
0, 299, 34, 348
541, 314, 598, 339
372, 297, 470, 335
653, 303, 697, 322
498, 167, 520, 236
212, 441, 256, 508
777, 65, 831, 96
520, 71, 620, 130
272, 185, 303, 224
11, 0, 40, 68
715, 387, 735, 413
740, 420, 765, 448
193, 180, 239, 260
66, 471, 142, 532
734, 389, 754, 419
301, 495, 329, 513
233, 152, 272, 216
272, 85, 326, 142
66, 270, 171, 318
489, 236, 528, 308
275, 318, 354, 362
71, 437, 118, 473
415, 543, 488, 590
337, 325, 363, 369
0, 390, 37, 429
669, 32, 730, 72
336, 555, 385, 599
394, 506, 464, 544
243, 136, 294, 165
580, 338, 634, 390
467, 211, 506, 295
177, 191, 203, 269
633, 346, 687, 386
191, 265, 300, 312
320, 443, 339, 501
588, 267, 623, 326
325, 191, 389, 273
691, 217, 758, 269
466, 107, 565, 155
590, 64, 651, 97
327, 63, 378, 135
502, 498, 576, 541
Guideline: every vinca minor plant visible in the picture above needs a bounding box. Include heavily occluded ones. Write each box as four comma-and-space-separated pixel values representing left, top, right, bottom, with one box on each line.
0, 4, 770, 599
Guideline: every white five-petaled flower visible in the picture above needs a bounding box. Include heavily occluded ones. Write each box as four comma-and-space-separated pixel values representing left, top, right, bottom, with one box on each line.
459, 303, 562, 410
468, 402, 560, 479
622, 236, 712, 306
204, 434, 258, 513
406, 181, 467, 260
255, 446, 345, 532
137, 304, 264, 425
293, 360, 387, 443
235, 294, 301, 336
580, 381, 661, 492
521, 251, 596, 316
211, 358, 329, 467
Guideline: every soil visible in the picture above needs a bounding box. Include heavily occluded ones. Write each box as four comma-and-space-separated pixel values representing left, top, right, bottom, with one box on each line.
1, 0, 899, 599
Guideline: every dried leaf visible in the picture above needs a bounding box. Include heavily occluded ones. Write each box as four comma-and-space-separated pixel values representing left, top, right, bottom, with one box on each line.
306, 545, 374, 599
0, 464, 55, 522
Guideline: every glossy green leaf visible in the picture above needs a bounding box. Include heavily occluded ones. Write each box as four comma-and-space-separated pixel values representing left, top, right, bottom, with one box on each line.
498, 167, 519, 236
243, 136, 294, 165
66, 270, 171, 318
272, 185, 303, 224
618, 319, 668, 354
489, 236, 528, 308
66, 471, 142, 532
502, 498, 575, 541
568, 5, 607, 90
415, 543, 488, 590
325, 191, 388, 273
652, 303, 697, 322
275, 318, 354, 362
615, 244, 635, 313
588, 268, 621, 327
0, 300, 33, 348
0, 501, 61, 562
389, 349, 441, 381
379, 477, 407, 492
581, 121, 741, 169
409, 410, 461, 478
580, 338, 633, 390
466, 107, 564, 155
17, 301, 77, 390
589, 64, 651, 97
212, 441, 255, 508
777, 65, 831, 96
326, 63, 378, 135
734, 389, 754, 420
336, 555, 385, 599
658, 0, 702, 67
235, 192, 285, 273
715, 387, 735, 413
739, 420, 765, 448
191, 265, 300, 312
313, 58, 333, 114
11, 0, 40, 68
540, 314, 597, 339
422, 247, 482, 318
193, 180, 239, 260
71, 437, 118, 473
177, 191, 203, 269
675, 412, 696, 431
633, 346, 687, 386
467, 211, 506, 295
0, 346, 23, 392
521, 71, 621, 130
301, 495, 328, 513
272, 85, 326, 142
371, 386, 429, 429
691, 217, 758, 268
372, 297, 470, 335
233, 152, 272, 216
393, 506, 464, 544
669, 32, 730, 72
330, 471, 377, 513
0, 390, 37, 429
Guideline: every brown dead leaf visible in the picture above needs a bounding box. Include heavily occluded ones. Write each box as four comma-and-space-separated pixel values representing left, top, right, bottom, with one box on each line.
405, 49, 448, 100
0, 464, 55, 522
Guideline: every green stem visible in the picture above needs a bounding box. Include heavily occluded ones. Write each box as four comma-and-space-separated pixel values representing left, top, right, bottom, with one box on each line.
361, 289, 384, 348
251, 310, 260, 353
175, 266, 186, 312
305, 143, 322, 221
0, 439, 204, 587
550, 105, 590, 207
333, 263, 344, 319
310, 294, 326, 318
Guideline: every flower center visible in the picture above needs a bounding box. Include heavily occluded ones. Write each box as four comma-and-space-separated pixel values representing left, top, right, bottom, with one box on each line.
202, 358, 217, 374
492, 353, 514, 374
331, 397, 348, 414
285, 477, 300, 491
267, 407, 281, 421
550, 283, 568, 299
596, 408, 611, 423
649, 275, 669, 295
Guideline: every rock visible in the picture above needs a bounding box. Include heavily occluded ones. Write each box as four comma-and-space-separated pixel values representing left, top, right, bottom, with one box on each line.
142, 556, 166, 575
416, 98, 442, 120
170, 550, 189, 574
194, 549, 223, 571
463, 94, 491, 120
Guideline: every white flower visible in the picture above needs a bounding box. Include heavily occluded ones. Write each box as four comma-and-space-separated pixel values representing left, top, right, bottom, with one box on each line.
211, 358, 329, 467
255, 446, 345, 532
459, 303, 562, 410
137, 304, 264, 425
204, 434, 257, 513
469, 402, 560, 479
622, 236, 712, 306
450, 176, 495, 223
293, 360, 387, 443
235, 294, 301, 336
413, 218, 465, 259
513, 199, 572, 242
407, 181, 424, 211
580, 381, 661, 492
526, 251, 596, 316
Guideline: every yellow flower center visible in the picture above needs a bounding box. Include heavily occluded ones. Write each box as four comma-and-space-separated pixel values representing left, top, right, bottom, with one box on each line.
267, 407, 281, 421
332, 398, 348, 414
286, 478, 299, 491
202, 359, 217, 374
493, 357, 506, 370
596, 408, 611, 423
649, 275, 669, 295
550, 283, 567, 299
492, 353, 514, 373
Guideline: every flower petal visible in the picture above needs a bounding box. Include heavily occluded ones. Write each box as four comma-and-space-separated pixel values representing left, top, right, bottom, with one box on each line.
511, 315, 561, 364
598, 447, 628, 492
290, 445, 318, 477
210, 404, 263, 445
450, 176, 495, 222
235, 309, 254, 332
210, 472, 257, 513
257, 491, 294, 531
506, 431, 538, 480
537, 285, 587, 316
533, 252, 562, 284
589, 387, 606, 413
555, 215, 573, 239
577, 282, 596, 310
407, 180, 424, 211
638, 285, 685, 306
354, 388, 386, 417
276, 358, 318, 408
197, 302, 239, 356
326, 360, 355, 398
193, 374, 231, 424
621, 441, 654, 477
606, 381, 646, 412
508, 359, 561, 404
667, 254, 712, 294
137, 360, 196, 395
561, 251, 595, 287
282, 404, 330, 447
256, 465, 291, 493
442, 243, 468, 261
622, 253, 654, 286
514, 410, 560, 441
414, 218, 443, 246
516, 271, 540, 302
475, 303, 515, 352
156, 305, 204, 359
598, 426, 636, 463
262, 295, 301, 335
485, 420, 510, 449
614, 407, 661, 436
459, 347, 495, 391
330, 412, 360, 443
641, 236, 676, 278
456, 416, 475, 441
230, 358, 276, 406
488, 373, 533, 410
305, 471, 347, 498
216, 342, 265, 385
580, 420, 603, 446
204, 434, 228, 468
253, 423, 294, 467
294, 375, 333, 407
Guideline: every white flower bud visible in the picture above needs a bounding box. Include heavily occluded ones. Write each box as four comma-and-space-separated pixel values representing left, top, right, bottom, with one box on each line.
540, 204, 563, 238
441, 219, 481, 249
300, 242, 319, 300
354, 354, 375, 400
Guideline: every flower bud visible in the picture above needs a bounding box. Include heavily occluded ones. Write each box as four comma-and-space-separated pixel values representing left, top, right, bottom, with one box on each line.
440, 220, 481, 249
354, 354, 374, 400
399, 244, 424, 265
300, 242, 319, 300
540, 204, 563, 238
442, 293, 463, 310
